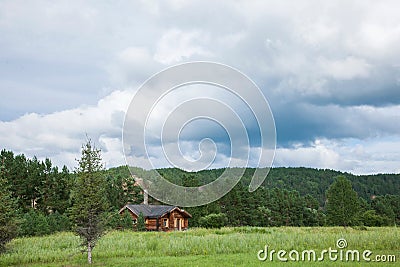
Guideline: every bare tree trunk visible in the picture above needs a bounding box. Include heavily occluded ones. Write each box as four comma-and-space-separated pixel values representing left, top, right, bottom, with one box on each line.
87, 241, 92, 264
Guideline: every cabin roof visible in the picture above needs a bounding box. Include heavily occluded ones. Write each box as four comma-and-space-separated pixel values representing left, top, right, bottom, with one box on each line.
120, 204, 192, 218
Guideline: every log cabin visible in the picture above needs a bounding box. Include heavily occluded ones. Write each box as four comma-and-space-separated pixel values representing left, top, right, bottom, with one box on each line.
119, 204, 192, 231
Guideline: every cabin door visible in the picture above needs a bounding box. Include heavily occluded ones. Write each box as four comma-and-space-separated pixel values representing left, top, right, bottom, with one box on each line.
177, 219, 181, 230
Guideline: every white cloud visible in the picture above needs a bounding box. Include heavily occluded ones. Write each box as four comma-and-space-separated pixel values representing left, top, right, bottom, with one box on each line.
107, 46, 159, 86
0, 90, 134, 169
274, 139, 348, 171
274, 137, 400, 175
319, 56, 371, 80
346, 4, 400, 63
154, 29, 212, 64
99, 135, 126, 169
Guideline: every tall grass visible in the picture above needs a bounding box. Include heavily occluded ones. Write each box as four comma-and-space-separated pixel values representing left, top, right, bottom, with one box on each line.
0, 227, 399, 266
0, 232, 80, 266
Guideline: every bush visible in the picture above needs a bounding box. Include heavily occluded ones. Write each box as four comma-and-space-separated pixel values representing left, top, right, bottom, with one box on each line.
19, 210, 50, 237
19, 210, 71, 236
47, 212, 71, 232
360, 210, 388, 226
198, 213, 228, 229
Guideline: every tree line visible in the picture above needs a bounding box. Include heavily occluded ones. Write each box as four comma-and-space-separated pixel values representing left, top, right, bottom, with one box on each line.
178, 174, 400, 229
152, 168, 400, 228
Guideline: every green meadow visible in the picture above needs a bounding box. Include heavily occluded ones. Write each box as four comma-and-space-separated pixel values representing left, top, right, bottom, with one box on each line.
1, 227, 398, 266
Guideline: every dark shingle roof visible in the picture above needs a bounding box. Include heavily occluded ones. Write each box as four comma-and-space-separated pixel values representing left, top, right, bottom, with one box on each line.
123, 204, 191, 218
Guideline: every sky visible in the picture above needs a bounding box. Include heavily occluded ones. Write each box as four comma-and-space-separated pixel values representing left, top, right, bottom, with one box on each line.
1, 0, 400, 174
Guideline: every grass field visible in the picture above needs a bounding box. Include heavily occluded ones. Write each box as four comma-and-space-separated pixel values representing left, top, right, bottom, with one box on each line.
0, 227, 399, 266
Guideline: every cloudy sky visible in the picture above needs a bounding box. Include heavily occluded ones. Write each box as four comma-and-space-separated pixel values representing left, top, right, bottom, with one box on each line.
1, 0, 399, 174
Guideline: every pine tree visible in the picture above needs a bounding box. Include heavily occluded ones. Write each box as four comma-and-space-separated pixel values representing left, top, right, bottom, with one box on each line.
0, 157, 19, 252
136, 212, 146, 231
120, 210, 134, 230
326, 176, 360, 226
69, 139, 109, 264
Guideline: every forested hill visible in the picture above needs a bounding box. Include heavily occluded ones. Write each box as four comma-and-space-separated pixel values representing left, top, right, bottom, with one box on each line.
156, 167, 400, 205
148, 167, 400, 227
1, 147, 399, 232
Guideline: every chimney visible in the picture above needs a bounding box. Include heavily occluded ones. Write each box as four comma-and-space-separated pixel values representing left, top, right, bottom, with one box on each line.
143, 189, 148, 205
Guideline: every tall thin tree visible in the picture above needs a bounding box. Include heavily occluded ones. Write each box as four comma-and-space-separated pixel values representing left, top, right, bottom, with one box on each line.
70, 139, 109, 264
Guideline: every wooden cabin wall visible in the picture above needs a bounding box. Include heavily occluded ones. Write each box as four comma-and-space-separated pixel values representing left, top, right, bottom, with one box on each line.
122, 208, 189, 231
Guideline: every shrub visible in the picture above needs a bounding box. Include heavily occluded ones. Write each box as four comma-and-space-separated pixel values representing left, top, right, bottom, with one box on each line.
19, 210, 50, 237
47, 211, 71, 232
198, 213, 228, 229
360, 210, 387, 226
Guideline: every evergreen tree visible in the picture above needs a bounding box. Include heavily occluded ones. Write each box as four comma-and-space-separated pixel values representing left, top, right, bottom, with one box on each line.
47, 211, 71, 233
19, 209, 50, 236
385, 195, 400, 225
256, 206, 272, 226
326, 176, 360, 226
54, 166, 73, 214
120, 210, 134, 230
302, 194, 321, 226
371, 196, 395, 226
10, 154, 30, 211
136, 212, 146, 231
69, 139, 109, 264
26, 156, 44, 209
36, 159, 71, 215
0, 160, 19, 252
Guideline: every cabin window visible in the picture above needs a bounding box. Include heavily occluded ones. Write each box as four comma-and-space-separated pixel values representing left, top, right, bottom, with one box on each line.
132, 219, 137, 224
163, 218, 169, 227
